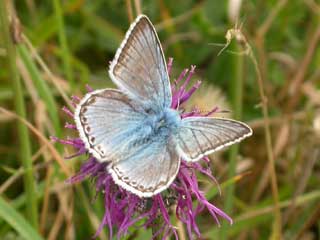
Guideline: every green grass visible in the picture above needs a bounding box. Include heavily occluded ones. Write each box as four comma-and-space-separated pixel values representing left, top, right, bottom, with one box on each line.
0, 0, 38, 228
0, 0, 319, 239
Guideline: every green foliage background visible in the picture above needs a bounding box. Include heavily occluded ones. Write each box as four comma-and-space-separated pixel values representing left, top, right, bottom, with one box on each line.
0, 0, 319, 239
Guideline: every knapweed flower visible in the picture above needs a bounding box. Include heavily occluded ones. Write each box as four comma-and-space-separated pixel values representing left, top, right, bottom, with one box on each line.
184, 82, 231, 119
52, 58, 233, 240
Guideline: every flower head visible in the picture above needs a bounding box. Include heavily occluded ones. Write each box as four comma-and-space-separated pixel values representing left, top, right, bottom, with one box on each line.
53, 58, 232, 239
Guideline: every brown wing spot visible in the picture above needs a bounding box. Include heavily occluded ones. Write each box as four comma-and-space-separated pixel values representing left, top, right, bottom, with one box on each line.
138, 185, 145, 191
157, 180, 165, 187
122, 176, 129, 182
87, 97, 96, 105
81, 107, 87, 114
146, 187, 154, 192
130, 181, 137, 187
81, 116, 87, 123
85, 126, 91, 133
114, 166, 124, 176
90, 136, 95, 144
96, 145, 105, 155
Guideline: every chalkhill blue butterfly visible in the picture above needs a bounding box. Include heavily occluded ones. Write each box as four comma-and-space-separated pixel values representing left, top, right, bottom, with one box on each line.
74, 15, 252, 198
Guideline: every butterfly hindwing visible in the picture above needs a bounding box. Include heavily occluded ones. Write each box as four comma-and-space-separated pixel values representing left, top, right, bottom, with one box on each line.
109, 15, 171, 112
108, 136, 180, 197
176, 117, 252, 162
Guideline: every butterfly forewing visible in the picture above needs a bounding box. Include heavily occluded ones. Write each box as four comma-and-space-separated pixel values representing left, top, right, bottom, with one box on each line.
176, 117, 252, 162
109, 15, 171, 112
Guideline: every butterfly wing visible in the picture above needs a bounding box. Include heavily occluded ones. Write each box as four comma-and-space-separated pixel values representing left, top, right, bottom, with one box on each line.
176, 117, 252, 162
108, 136, 180, 198
109, 15, 171, 112
74, 89, 147, 162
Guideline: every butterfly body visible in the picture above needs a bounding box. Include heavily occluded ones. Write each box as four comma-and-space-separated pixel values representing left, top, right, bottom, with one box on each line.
75, 15, 252, 197
150, 108, 180, 133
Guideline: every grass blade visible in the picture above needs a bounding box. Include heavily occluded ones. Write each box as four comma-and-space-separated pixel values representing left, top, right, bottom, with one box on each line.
53, 0, 74, 86
0, 197, 43, 240
0, 1, 38, 228
220, 41, 244, 239
18, 45, 62, 137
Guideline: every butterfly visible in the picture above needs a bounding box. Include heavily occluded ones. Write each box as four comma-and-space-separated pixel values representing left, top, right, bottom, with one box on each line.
74, 15, 252, 198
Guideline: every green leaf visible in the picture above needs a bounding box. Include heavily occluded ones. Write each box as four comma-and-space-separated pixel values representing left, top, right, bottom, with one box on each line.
0, 197, 44, 240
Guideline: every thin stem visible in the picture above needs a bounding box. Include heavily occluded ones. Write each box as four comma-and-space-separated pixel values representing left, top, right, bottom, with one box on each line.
0, 2, 38, 228
0, 107, 71, 176
134, 0, 142, 15
220, 42, 244, 239
18, 45, 62, 137
53, 0, 74, 86
248, 48, 282, 239
235, 190, 320, 222
22, 34, 73, 110
257, 0, 288, 37
126, 0, 134, 22
218, 22, 282, 237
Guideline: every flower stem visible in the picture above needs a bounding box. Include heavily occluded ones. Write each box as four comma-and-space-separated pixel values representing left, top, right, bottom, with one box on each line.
248, 46, 282, 239
0, 2, 38, 228
152, 215, 164, 240
220, 41, 244, 239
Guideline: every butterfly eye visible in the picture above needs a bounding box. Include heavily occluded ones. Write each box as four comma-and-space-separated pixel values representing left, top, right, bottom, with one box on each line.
145, 108, 152, 113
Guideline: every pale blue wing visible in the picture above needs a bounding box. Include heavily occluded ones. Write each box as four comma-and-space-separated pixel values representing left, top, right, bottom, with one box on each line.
109, 15, 171, 113
176, 117, 252, 162
108, 136, 180, 198
74, 89, 147, 162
